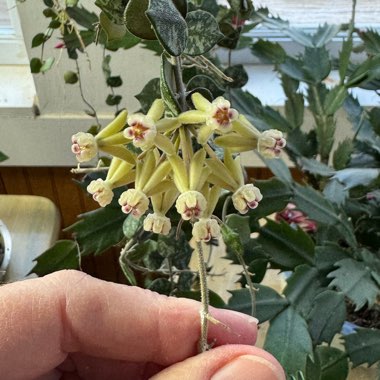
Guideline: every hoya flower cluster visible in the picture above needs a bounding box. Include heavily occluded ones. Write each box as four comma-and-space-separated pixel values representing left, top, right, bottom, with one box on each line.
71, 93, 286, 242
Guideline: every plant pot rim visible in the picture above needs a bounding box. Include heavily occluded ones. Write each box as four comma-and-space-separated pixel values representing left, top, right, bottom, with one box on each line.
0, 219, 12, 280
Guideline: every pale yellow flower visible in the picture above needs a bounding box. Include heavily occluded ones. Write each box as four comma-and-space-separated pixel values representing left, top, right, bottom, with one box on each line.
71, 132, 97, 162
207, 97, 239, 132
258, 129, 286, 158
87, 179, 113, 207
124, 114, 157, 150
232, 184, 263, 214
118, 189, 149, 218
175, 191, 207, 221
143, 213, 171, 235
192, 218, 221, 242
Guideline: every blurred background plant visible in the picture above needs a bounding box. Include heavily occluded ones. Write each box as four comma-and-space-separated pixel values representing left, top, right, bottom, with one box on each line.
23, 0, 379, 378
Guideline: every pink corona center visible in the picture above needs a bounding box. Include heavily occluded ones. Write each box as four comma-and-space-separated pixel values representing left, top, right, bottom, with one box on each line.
184, 203, 202, 219
213, 106, 234, 128
127, 122, 149, 141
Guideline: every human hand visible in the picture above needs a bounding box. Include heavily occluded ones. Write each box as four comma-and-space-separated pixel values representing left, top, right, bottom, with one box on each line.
0, 270, 285, 380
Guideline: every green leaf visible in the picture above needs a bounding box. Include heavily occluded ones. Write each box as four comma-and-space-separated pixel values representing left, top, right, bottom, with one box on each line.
106, 94, 122, 106
135, 78, 161, 113
299, 158, 335, 177
30, 240, 79, 276
160, 54, 181, 115
99, 11, 127, 41
312, 24, 341, 48
261, 157, 293, 185
306, 346, 349, 380
251, 39, 286, 64
284, 265, 323, 317
257, 220, 315, 270
95, 0, 127, 24
30, 57, 43, 73
227, 285, 289, 323
344, 328, 380, 367
323, 85, 348, 115
280, 57, 308, 82
64, 70, 78, 84
0, 151, 8, 162
360, 29, 380, 55
253, 178, 293, 220
124, 0, 157, 40
283, 82, 304, 129
106, 76, 123, 87
368, 107, 380, 136
333, 168, 380, 190
264, 306, 313, 376
308, 290, 346, 345
328, 258, 379, 310
105, 29, 141, 50
148, 278, 172, 295
339, 38, 353, 82
323, 179, 347, 206
66, 207, 125, 256
286, 129, 317, 158
66, 5, 98, 29
40, 57, 55, 73
225, 214, 251, 244
146, 0, 188, 56
184, 10, 223, 56
186, 74, 225, 98
221, 222, 244, 256
333, 138, 353, 170
223, 64, 248, 88
123, 215, 143, 239
346, 54, 380, 88
314, 243, 350, 273
303, 47, 331, 83
217, 22, 241, 49
32, 33, 48, 48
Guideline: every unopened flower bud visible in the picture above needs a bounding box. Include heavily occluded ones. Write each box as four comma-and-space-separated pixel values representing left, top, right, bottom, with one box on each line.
71, 132, 97, 162
258, 129, 286, 158
118, 189, 149, 218
175, 191, 207, 221
143, 213, 171, 235
232, 184, 263, 214
192, 218, 221, 242
87, 179, 113, 207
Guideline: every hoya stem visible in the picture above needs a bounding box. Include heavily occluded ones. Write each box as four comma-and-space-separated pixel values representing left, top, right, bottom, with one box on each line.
196, 240, 210, 352
173, 56, 187, 112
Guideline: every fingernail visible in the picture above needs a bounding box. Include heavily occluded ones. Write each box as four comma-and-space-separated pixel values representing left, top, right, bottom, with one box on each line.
227, 310, 259, 325
211, 355, 285, 380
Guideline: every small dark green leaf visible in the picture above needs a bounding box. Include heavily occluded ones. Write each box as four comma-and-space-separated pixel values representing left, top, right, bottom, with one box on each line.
264, 307, 313, 376
146, 0, 188, 56
368, 107, 380, 136
30, 57, 43, 73
94, 0, 127, 24
223, 64, 248, 88
328, 258, 379, 310
257, 220, 315, 270
339, 38, 353, 82
280, 57, 308, 83
0, 152, 8, 162
303, 46, 331, 83
284, 84, 304, 129
43, 0, 53, 6
218, 22, 241, 49
148, 278, 172, 295
314, 243, 350, 273
32, 33, 48, 48
308, 290, 346, 345
49, 19, 61, 29
333, 138, 353, 170
64, 70, 78, 84
344, 328, 380, 367
106, 94, 122, 106
66, 6, 98, 30
227, 285, 289, 323
43, 8, 57, 18
135, 78, 161, 113
187, 75, 225, 98
106, 76, 123, 87
346, 55, 380, 88
360, 29, 380, 55
30, 240, 79, 276
184, 10, 223, 56
124, 0, 157, 40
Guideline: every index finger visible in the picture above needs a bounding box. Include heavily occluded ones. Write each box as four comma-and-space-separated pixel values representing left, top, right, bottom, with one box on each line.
0, 270, 257, 379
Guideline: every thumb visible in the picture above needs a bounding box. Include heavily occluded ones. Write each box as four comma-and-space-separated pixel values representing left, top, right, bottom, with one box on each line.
151, 345, 285, 380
